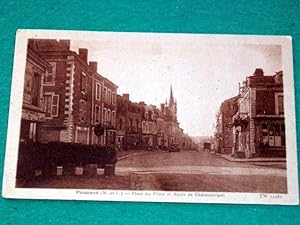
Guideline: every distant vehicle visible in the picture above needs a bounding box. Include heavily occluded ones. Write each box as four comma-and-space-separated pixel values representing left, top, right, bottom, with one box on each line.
169, 144, 181, 152
203, 142, 211, 152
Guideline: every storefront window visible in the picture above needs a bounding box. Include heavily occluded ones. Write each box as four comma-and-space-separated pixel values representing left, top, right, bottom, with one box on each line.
261, 121, 285, 147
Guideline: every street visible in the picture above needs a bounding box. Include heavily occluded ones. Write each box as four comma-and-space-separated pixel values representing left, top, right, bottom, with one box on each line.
25, 150, 287, 193
116, 150, 287, 193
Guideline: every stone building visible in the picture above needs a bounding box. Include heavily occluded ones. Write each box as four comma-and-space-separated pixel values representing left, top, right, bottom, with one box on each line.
116, 94, 142, 150
215, 95, 239, 154
20, 46, 50, 143
141, 104, 158, 150
232, 69, 285, 158
160, 86, 181, 149
116, 86, 190, 151
29, 39, 117, 146
180, 133, 193, 150
90, 63, 117, 147
102, 78, 118, 147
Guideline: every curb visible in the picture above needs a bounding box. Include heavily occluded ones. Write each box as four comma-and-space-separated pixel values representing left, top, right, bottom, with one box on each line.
216, 153, 286, 163
118, 151, 169, 161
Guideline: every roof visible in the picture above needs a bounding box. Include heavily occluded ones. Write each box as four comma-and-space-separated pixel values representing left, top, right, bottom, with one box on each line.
28, 39, 70, 52
27, 47, 51, 69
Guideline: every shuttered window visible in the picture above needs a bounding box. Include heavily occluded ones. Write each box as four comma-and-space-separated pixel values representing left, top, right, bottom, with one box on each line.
44, 93, 59, 118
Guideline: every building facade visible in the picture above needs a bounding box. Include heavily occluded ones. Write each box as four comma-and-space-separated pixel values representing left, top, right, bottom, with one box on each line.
232, 69, 285, 158
115, 86, 192, 151
159, 86, 181, 149
29, 39, 117, 146
20, 47, 50, 143
116, 94, 143, 150
214, 95, 239, 154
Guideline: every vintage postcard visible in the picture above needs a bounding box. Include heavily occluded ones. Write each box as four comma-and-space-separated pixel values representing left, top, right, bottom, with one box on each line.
2, 30, 299, 205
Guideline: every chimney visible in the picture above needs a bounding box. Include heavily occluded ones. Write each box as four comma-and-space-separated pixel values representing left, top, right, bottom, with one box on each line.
123, 94, 130, 101
79, 48, 88, 63
253, 68, 264, 76
274, 71, 283, 84
59, 40, 70, 49
89, 61, 98, 73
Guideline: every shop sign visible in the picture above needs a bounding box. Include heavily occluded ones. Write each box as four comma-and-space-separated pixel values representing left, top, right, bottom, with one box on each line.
22, 109, 45, 122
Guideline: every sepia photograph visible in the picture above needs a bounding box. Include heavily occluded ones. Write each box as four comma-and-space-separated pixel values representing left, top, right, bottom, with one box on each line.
2, 30, 298, 204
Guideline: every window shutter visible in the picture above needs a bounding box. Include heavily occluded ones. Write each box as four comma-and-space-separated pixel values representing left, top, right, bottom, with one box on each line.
51, 94, 59, 117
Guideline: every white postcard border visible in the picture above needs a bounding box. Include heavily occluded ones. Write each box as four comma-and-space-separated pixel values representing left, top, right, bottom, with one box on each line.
2, 29, 299, 205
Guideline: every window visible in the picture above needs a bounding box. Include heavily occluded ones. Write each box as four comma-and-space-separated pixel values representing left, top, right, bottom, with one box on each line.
129, 118, 133, 130
275, 93, 284, 115
44, 62, 56, 85
239, 93, 250, 114
44, 95, 52, 117
79, 100, 87, 122
108, 89, 111, 103
31, 72, 41, 106
107, 110, 111, 123
278, 95, 284, 115
81, 72, 87, 93
103, 87, 107, 101
95, 105, 101, 123
52, 95, 59, 117
103, 108, 107, 123
95, 83, 101, 100
261, 122, 285, 147
112, 92, 116, 105
44, 93, 59, 118
112, 111, 115, 126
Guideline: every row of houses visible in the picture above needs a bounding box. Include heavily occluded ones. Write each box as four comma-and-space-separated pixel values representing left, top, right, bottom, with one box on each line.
115, 90, 194, 151
21, 39, 193, 151
214, 68, 285, 158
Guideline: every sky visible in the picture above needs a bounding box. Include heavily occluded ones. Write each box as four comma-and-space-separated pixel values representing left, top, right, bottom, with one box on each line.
70, 33, 282, 137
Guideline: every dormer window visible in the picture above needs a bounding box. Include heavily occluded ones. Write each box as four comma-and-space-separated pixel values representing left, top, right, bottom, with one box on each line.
44, 62, 56, 85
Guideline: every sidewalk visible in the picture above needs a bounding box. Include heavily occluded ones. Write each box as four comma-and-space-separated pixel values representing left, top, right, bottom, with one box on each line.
217, 153, 286, 162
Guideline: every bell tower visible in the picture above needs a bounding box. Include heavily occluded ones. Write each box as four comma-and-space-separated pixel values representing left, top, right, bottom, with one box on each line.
168, 85, 177, 120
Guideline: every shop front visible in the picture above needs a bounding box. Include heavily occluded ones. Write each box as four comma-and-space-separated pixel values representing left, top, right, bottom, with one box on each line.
125, 133, 140, 150
106, 126, 116, 149
156, 133, 163, 150
116, 130, 125, 151
141, 134, 155, 150
20, 107, 45, 143
254, 118, 286, 157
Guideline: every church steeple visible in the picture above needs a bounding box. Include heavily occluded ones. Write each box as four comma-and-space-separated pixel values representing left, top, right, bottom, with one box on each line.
169, 85, 175, 106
